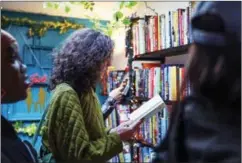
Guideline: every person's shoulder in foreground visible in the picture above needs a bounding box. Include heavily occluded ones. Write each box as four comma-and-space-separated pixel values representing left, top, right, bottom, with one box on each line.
153, 1, 241, 163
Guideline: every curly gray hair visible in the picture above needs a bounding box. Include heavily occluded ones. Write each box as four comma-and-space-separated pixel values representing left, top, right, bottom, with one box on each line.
50, 28, 114, 94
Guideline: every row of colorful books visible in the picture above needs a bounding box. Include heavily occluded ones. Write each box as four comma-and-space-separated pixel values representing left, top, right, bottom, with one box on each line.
107, 70, 125, 94
132, 3, 194, 56
134, 64, 191, 101
136, 107, 169, 162
105, 103, 170, 162
105, 105, 132, 162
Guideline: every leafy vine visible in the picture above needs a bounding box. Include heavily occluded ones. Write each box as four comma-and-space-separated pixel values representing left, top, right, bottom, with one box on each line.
13, 121, 44, 137
1, 15, 85, 37
43, 1, 139, 37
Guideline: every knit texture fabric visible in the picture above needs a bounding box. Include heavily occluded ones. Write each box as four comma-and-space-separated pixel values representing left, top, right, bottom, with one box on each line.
42, 83, 123, 162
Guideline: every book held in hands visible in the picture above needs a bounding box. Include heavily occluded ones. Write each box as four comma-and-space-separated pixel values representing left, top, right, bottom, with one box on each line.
129, 94, 166, 125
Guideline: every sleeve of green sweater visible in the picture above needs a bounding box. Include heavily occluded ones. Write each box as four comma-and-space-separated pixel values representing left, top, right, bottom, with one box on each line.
52, 90, 123, 161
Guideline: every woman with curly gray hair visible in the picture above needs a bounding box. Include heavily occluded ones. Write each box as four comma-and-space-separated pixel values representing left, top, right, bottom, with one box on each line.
41, 28, 142, 162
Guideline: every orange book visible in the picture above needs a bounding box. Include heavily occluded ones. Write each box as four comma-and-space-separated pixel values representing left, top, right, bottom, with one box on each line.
142, 63, 161, 69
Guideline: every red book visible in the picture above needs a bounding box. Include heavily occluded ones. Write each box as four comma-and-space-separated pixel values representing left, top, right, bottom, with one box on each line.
147, 18, 151, 52
178, 9, 182, 46
154, 16, 159, 51
151, 67, 154, 98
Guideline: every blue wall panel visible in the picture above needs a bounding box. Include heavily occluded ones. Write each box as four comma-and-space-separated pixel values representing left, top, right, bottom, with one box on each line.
1, 10, 108, 149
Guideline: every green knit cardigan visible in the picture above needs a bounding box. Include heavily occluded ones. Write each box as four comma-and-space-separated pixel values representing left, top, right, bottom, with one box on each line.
42, 83, 123, 162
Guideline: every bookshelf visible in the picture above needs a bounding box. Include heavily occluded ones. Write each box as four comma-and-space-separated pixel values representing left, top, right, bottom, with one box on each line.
106, 2, 195, 162
124, 3, 194, 162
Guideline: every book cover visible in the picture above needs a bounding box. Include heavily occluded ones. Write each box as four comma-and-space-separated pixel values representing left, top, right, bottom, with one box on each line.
129, 94, 166, 123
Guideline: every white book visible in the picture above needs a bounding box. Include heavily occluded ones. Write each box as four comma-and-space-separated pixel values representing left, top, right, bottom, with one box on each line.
135, 69, 140, 96
165, 12, 171, 49
155, 67, 161, 95
149, 17, 154, 52
161, 15, 166, 49
183, 9, 188, 45
129, 94, 166, 124
138, 19, 146, 54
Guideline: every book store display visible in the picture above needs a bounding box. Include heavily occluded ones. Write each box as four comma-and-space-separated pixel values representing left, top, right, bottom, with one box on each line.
105, 2, 195, 162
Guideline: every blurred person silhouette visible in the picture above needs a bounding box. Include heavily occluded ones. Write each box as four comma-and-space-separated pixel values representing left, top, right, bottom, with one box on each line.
154, 1, 241, 163
1, 29, 38, 163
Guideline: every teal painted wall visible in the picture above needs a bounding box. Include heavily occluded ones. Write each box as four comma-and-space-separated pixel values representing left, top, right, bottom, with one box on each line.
1, 10, 108, 150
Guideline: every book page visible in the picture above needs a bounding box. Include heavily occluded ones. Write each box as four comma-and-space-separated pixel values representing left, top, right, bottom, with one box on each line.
129, 95, 166, 123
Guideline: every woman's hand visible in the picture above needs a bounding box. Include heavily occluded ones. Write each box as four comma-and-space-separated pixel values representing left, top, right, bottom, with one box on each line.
110, 120, 143, 141
109, 86, 124, 102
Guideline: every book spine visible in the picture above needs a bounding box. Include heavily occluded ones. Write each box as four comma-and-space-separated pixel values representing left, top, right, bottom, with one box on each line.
187, 6, 190, 44
161, 65, 165, 99
148, 69, 152, 98
154, 16, 159, 51
147, 18, 151, 52
171, 11, 175, 47
145, 19, 149, 53
160, 15, 165, 49
181, 9, 185, 45
179, 67, 182, 100
139, 19, 146, 54
171, 66, 177, 101
158, 16, 161, 50
183, 8, 188, 45
161, 118, 166, 140
164, 65, 168, 101
145, 69, 149, 98
135, 69, 139, 97
168, 11, 173, 48
149, 17, 154, 52
168, 66, 173, 101
177, 9, 181, 46
175, 10, 179, 47
151, 68, 155, 98
165, 12, 170, 48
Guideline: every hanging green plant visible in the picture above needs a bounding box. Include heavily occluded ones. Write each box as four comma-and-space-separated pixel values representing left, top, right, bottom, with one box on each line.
1, 15, 85, 37
43, 1, 139, 37
13, 121, 44, 137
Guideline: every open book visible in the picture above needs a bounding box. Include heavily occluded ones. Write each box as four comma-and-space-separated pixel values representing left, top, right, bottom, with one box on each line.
129, 94, 166, 124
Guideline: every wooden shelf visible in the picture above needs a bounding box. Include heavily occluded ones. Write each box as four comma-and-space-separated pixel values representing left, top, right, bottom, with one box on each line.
134, 96, 176, 105
133, 44, 190, 61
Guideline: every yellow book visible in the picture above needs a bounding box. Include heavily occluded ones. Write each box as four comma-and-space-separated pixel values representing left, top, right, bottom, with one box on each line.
152, 115, 156, 144
157, 16, 161, 50
171, 66, 177, 101
172, 11, 179, 47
